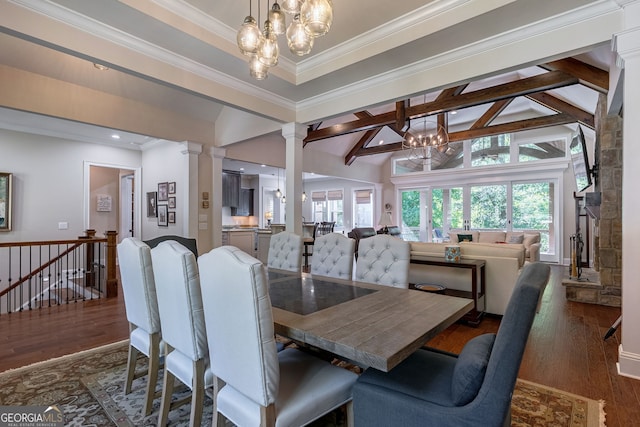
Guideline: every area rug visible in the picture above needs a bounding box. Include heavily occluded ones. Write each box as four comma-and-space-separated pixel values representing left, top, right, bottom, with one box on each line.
0, 341, 605, 427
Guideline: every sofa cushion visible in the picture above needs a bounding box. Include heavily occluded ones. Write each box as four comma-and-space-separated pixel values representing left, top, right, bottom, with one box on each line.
449, 229, 479, 243
478, 231, 506, 243
451, 333, 496, 405
523, 233, 540, 247
507, 234, 524, 244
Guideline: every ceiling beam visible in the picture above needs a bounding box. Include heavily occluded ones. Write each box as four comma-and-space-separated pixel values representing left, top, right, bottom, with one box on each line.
436, 84, 469, 101
304, 70, 578, 143
525, 92, 595, 129
539, 58, 608, 94
470, 99, 513, 129
345, 127, 381, 166
354, 113, 576, 157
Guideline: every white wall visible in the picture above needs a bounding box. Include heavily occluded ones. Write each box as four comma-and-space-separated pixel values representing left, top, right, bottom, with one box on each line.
0, 128, 141, 242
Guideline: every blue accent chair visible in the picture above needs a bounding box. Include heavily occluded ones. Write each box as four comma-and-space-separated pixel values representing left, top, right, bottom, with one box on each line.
352, 262, 550, 427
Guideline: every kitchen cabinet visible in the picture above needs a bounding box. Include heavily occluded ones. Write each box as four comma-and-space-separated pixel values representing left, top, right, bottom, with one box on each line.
222, 171, 240, 207
256, 231, 271, 264
228, 230, 255, 256
233, 188, 254, 216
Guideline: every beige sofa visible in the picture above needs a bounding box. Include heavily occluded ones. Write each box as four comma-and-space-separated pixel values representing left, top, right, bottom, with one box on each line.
448, 230, 541, 262
409, 241, 526, 315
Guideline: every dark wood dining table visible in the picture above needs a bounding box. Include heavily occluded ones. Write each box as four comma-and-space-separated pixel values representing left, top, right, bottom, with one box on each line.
267, 269, 473, 372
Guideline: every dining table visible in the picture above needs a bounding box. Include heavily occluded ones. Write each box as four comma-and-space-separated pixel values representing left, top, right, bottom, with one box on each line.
267, 269, 474, 372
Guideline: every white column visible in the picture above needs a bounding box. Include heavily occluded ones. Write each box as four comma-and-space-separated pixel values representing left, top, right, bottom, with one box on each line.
180, 141, 202, 238
210, 147, 226, 248
282, 123, 306, 236
614, 0, 640, 380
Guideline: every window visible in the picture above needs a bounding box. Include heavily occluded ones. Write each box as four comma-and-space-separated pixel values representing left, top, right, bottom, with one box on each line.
312, 189, 344, 229
354, 189, 373, 228
471, 135, 510, 166
470, 184, 507, 229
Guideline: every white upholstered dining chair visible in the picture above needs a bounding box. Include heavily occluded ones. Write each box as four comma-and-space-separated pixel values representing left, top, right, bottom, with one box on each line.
311, 232, 356, 280
355, 234, 411, 288
267, 230, 303, 272
150, 240, 213, 427
116, 237, 162, 416
198, 245, 358, 427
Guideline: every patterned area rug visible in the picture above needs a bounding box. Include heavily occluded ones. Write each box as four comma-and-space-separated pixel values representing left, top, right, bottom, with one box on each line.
0, 341, 605, 427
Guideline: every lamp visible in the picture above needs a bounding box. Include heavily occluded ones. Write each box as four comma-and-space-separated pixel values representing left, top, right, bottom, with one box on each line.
275, 168, 282, 198
237, 0, 333, 79
378, 211, 393, 234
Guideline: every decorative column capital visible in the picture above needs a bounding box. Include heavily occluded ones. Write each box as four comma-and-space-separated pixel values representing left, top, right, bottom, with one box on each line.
210, 147, 227, 159
281, 122, 307, 141
180, 141, 202, 155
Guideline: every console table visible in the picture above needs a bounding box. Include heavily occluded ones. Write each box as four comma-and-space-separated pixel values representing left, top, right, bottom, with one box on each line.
410, 256, 486, 326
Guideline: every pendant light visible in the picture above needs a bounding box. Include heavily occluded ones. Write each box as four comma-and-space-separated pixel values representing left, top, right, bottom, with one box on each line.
237, 0, 262, 56
286, 14, 313, 56
281, 0, 301, 14
269, 1, 286, 35
275, 168, 282, 198
301, 0, 333, 38
258, 20, 279, 67
249, 54, 269, 80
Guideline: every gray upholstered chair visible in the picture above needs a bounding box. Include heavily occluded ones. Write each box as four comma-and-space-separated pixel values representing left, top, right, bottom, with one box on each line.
311, 232, 356, 280
150, 241, 213, 427
198, 246, 359, 427
267, 230, 303, 273
354, 234, 410, 288
352, 262, 551, 427
116, 237, 162, 416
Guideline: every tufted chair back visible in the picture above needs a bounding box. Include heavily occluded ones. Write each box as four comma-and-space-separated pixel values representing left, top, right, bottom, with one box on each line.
311, 233, 356, 280
267, 231, 303, 272
355, 234, 410, 288
198, 246, 279, 408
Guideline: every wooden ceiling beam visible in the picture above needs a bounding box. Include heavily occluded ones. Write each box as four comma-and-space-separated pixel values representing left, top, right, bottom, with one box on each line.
539, 58, 608, 94
354, 113, 576, 157
345, 126, 381, 165
470, 99, 513, 129
525, 92, 595, 129
436, 84, 469, 100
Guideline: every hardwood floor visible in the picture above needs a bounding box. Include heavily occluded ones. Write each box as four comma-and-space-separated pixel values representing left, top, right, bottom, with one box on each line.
1, 265, 638, 426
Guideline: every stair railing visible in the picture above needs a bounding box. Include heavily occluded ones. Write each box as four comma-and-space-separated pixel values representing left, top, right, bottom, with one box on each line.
0, 230, 118, 315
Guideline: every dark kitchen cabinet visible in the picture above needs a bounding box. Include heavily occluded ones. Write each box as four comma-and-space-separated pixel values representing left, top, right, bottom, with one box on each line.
222, 170, 240, 208
234, 188, 254, 216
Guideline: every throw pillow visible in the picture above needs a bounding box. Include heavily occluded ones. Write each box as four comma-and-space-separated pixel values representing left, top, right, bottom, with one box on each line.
451, 333, 496, 405
508, 234, 524, 244
457, 234, 473, 243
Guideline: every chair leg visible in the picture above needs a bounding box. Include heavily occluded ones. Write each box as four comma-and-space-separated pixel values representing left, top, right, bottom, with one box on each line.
124, 343, 139, 395
158, 365, 175, 426
189, 359, 205, 427
211, 376, 225, 427
345, 400, 354, 427
143, 333, 161, 416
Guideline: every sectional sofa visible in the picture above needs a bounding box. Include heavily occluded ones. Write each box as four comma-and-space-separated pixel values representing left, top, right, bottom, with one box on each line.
448, 229, 541, 262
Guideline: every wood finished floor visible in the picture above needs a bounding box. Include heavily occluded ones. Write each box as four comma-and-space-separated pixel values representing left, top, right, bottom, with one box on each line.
0, 264, 638, 426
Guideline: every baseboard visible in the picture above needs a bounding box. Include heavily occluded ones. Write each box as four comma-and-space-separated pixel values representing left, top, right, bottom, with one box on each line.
617, 344, 640, 380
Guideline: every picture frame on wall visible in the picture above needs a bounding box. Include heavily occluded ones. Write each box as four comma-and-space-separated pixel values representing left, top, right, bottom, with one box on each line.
168, 196, 176, 209
146, 191, 157, 217
158, 204, 168, 227
168, 211, 175, 224
158, 182, 168, 202
0, 172, 13, 232
168, 181, 176, 194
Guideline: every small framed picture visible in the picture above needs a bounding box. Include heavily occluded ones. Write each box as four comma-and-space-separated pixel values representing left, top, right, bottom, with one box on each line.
169, 196, 176, 209
158, 205, 168, 227
168, 182, 176, 194
158, 182, 168, 202
168, 211, 176, 224
146, 192, 157, 217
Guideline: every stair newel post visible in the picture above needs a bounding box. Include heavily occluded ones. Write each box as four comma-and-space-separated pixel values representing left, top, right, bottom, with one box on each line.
83, 229, 97, 289
105, 231, 118, 297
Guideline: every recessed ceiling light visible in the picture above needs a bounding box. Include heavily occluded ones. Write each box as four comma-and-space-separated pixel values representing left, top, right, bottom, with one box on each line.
111, 134, 120, 139
93, 63, 109, 71
240, 167, 245, 171
450, 110, 457, 115
261, 164, 266, 167
378, 139, 384, 145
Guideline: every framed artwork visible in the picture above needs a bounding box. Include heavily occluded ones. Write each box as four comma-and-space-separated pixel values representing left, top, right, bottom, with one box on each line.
158, 182, 168, 202
168, 182, 176, 194
158, 204, 168, 227
146, 191, 157, 217
168, 211, 176, 224
0, 172, 13, 231
168, 196, 176, 209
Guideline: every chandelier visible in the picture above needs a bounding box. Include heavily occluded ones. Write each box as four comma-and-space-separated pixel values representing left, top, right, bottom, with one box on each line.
401, 117, 451, 166
237, 0, 334, 80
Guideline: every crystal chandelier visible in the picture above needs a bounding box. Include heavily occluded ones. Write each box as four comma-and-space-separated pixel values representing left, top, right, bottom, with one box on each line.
237, 0, 333, 79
